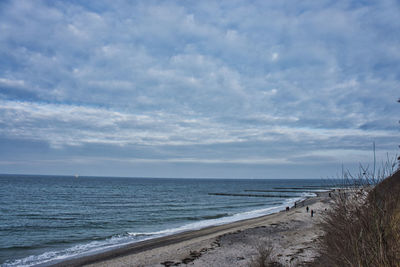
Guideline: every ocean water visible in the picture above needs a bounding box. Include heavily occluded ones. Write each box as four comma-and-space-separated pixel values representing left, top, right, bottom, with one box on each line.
0, 175, 332, 266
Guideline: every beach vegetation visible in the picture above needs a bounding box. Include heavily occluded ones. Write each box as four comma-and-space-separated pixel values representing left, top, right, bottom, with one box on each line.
312, 159, 400, 267
249, 241, 284, 267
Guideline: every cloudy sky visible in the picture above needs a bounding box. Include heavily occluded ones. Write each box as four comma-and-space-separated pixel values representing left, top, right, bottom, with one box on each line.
0, 0, 399, 178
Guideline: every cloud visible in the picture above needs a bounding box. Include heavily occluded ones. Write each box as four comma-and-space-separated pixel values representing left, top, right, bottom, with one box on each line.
271, 53, 279, 62
0, 99, 395, 153
0, 78, 25, 88
0, 0, 399, 177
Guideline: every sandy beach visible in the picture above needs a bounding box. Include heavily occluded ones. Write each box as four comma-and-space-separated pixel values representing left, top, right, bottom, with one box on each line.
51, 191, 333, 267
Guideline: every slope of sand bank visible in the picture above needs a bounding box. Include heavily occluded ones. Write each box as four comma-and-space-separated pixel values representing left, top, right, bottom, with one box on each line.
52, 192, 333, 267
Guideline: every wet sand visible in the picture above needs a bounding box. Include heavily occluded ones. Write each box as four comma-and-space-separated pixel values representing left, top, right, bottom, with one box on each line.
51, 192, 333, 267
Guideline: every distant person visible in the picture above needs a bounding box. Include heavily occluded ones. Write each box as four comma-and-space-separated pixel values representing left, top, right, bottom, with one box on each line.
286, 206, 289, 211
329, 192, 331, 197
311, 210, 314, 217
294, 202, 297, 208
306, 206, 309, 213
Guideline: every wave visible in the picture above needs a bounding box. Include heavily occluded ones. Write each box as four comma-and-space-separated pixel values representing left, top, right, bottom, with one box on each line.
3, 195, 308, 267
2, 235, 134, 267
128, 196, 304, 239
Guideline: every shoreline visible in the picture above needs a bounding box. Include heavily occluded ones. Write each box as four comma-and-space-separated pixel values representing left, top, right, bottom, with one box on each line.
50, 192, 332, 267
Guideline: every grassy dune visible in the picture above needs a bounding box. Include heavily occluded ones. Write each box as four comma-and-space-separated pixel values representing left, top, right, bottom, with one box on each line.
312, 170, 400, 267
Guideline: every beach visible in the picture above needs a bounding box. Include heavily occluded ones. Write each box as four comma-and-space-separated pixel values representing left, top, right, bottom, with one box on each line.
52, 191, 333, 267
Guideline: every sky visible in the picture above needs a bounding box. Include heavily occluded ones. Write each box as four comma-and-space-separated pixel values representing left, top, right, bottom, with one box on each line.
0, 0, 399, 179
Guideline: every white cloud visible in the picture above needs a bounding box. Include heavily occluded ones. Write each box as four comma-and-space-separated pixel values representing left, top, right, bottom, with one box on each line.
271, 53, 279, 61
0, 99, 396, 150
0, 78, 25, 88
0, 0, 399, 177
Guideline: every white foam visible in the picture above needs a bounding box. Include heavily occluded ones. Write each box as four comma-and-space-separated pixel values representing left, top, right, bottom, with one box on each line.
129, 196, 308, 239
2, 236, 134, 267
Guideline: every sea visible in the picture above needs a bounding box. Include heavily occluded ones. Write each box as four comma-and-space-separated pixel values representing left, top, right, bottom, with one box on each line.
0, 174, 334, 266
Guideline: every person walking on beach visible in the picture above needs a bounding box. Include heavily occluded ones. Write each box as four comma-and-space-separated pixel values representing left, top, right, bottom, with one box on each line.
311, 210, 314, 217
306, 206, 309, 213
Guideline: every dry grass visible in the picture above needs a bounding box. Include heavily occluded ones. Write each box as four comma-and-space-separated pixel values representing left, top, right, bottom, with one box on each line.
249, 241, 284, 267
313, 166, 400, 267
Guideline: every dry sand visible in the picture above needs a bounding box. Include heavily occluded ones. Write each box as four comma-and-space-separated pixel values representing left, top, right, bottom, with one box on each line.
52, 192, 333, 267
